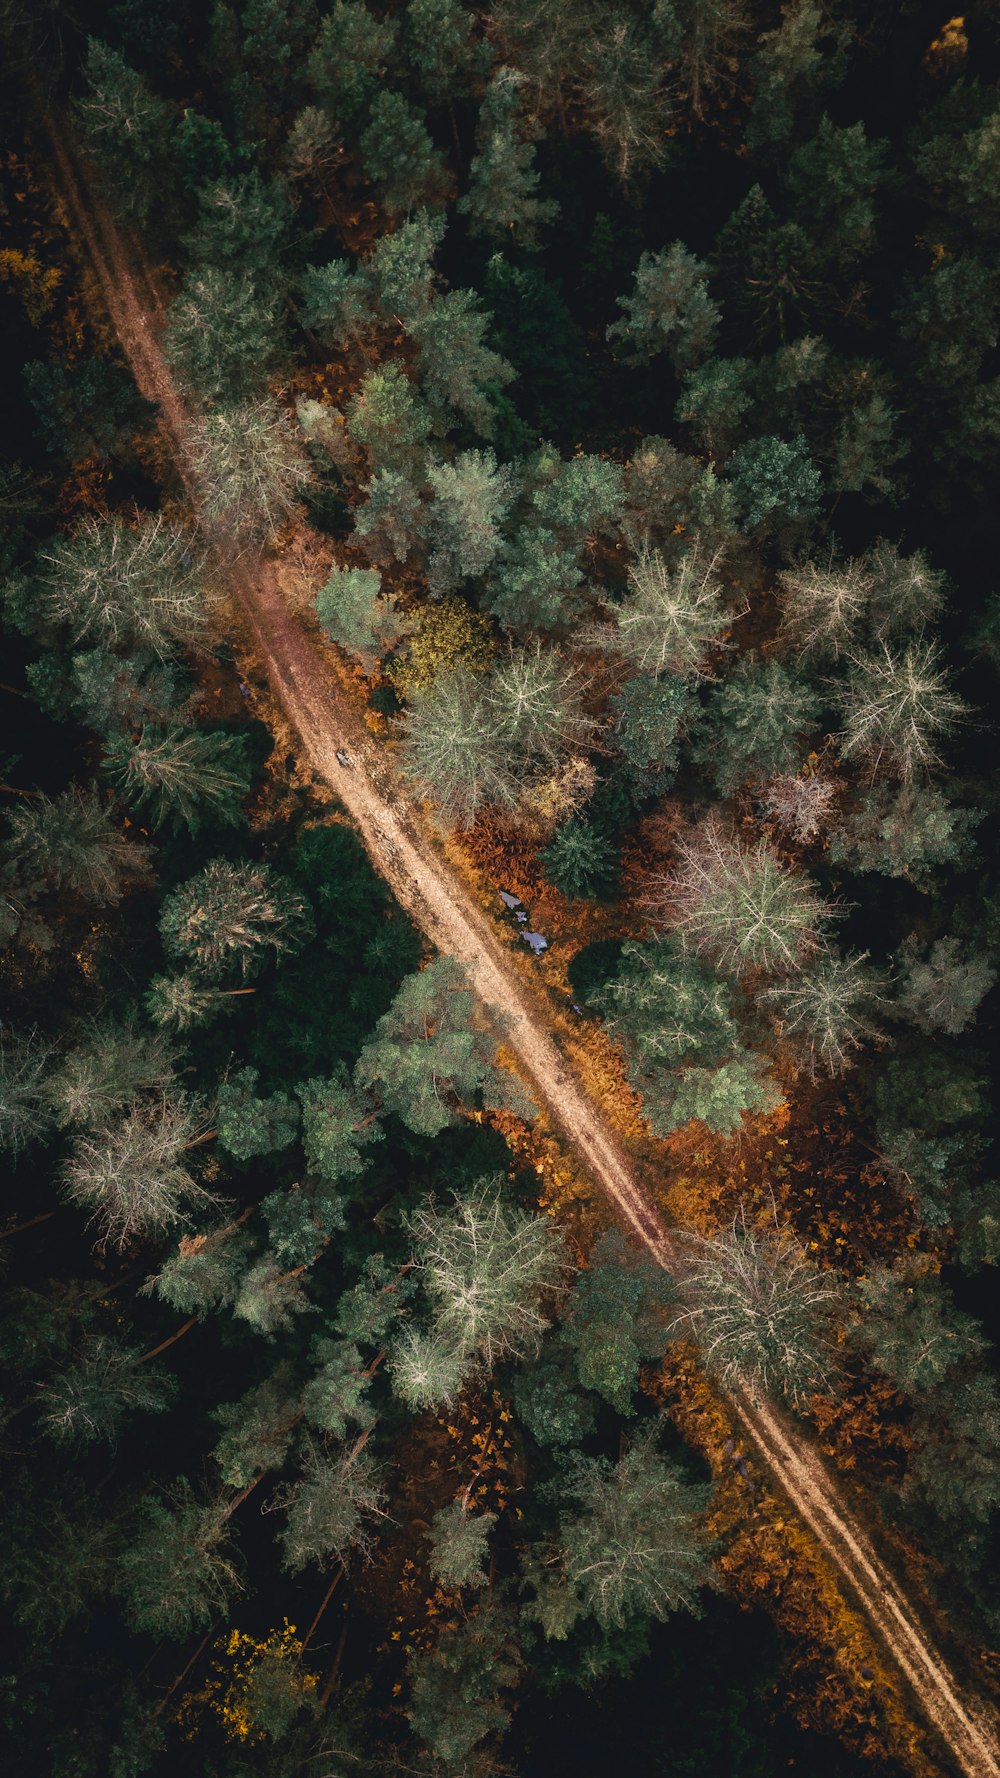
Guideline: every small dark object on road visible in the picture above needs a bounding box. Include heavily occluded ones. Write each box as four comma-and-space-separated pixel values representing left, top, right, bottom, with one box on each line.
335, 749, 351, 767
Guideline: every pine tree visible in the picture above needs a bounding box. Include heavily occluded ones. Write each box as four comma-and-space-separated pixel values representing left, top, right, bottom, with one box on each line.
216, 1066, 300, 1162
298, 1071, 382, 1182
390, 1177, 564, 1408
725, 434, 821, 532
761, 951, 882, 1077
282, 105, 342, 204
145, 1219, 254, 1315
212, 1371, 300, 1488
39, 515, 209, 656
117, 1479, 241, 1638
0, 1028, 54, 1157
40, 1333, 175, 1446
425, 449, 516, 595
3, 786, 153, 906
541, 818, 620, 899
355, 958, 533, 1139
316, 566, 409, 671
853, 1265, 988, 1397
459, 67, 560, 247
102, 726, 252, 833
44, 1016, 175, 1129
192, 400, 312, 541
785, 114, 889, 264
593, 543, 729, 679
675, 1208, 842, 1405
556, 1431, 714, 1629
60, 1092, 219, 1248
407, 1603, 521, 1769
144, 974, 254, 1033
427, 1498, 495, 1588
655, 816, 827, 978
409, 289, 515, 438
346, 361, 432, 469
307, 0, 397, 127
893, 936, 995, 1037
353, 466, 428, 565
278, 1437, 386, 1571
580, 12, 672, 186
164, 267, 284, 404
159, 858, 313, 981
562, 1229, 676, 1413
607, 244, 720, 372
745, 0, 847, 151
403, 0, 484, 107
402, 666, 519, 823
674, 0, 748, 122
74, 38, 177, 228
675, 356, 756, 460
359, 91, 449, 217
828, 783, 982, 883
691, 654, 822, 797
647, 1052, 779, 1135
837, 640, 964, 782
609, 673, 694, 793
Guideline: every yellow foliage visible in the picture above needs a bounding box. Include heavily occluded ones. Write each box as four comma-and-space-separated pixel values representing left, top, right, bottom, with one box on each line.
178, 1620, 317, 1744
385, 595, 494, 697
0, 246, 62, 325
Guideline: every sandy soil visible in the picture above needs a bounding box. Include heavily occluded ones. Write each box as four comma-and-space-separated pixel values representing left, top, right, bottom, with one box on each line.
45, 118, 1000, 1778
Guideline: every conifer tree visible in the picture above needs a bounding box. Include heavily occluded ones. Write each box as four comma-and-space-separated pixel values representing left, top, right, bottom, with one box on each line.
355, 957, 532, 1138
159, 858, 313, 981
359, 91, 448, 217
164, 267, 284, 404
298, 1071, 382, 1182
409, 289, 515, 438
117, 1479, 241, 1639
279, 1437, 386, 1571
459, 67, 559, 248
60, 1092, 219, 1248
402, 0, 484, 107
556, 1430, 714, 1629
425, 449, 516, 595
675, 1208, 842, 1405
761, 951, 882, 1077
691, 654, 822, 797
785, 114, 889, 263
307, 0, 397, 127
655, 816, 827, 978
74, 38, 176, 228
837, 640, 964, 782
608, 244, 720, 373
40, 1334, 175, 1446
581, 11, 672, 185
593, 543, 729, 679
102, 726, 252, 834
216, 1066, 300, 1162
3, 786, 153, 906
193, 400, 312, 541
0, 1028, 54, 1157
44, 1016, 175, 1130
39, 515, 209, 656
427, 1497, 495, 1588
346, 362, 432, 469
390, 1177, 563, 1408
315, 566, 408, 672
894, 936, 995, 1037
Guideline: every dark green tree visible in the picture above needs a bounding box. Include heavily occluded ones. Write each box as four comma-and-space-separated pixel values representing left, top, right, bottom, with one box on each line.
562, 1229, 676, 1413
355, 957, 533, 1139
117, 1479, 241, 1638
74, 38, 176, 228
691, 654, 822, 797
307, 0, 397, 128
3, 786, 153, 907
102, 725, 252, 833
459, 67, 559, 247
608, 244, 720, 373
359, 91, 449, 217
216, 1066, 300, 1162
541, 818, 620, 899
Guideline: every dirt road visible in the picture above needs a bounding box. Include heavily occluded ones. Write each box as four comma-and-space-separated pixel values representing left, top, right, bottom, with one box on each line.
46, 121, 1000, 1778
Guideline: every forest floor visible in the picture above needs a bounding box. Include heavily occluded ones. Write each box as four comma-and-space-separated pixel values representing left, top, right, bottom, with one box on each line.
43, 117, 1000, 1778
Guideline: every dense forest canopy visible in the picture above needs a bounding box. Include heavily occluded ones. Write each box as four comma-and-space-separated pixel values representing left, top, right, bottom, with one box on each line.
1, 1, 1000, 1775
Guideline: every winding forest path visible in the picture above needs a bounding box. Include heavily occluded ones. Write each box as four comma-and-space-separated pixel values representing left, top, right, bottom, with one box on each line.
46, 120, 1000, 1778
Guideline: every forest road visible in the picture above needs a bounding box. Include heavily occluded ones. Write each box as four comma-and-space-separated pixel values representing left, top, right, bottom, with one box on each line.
46, 119, 1000, 1778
